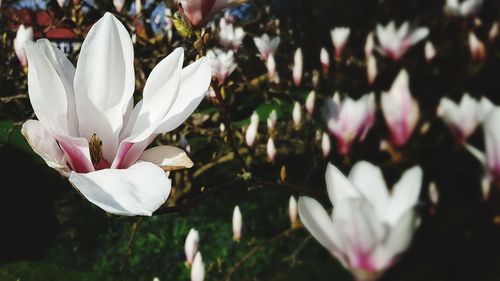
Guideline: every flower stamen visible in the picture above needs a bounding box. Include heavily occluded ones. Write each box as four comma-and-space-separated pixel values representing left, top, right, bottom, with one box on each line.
89, 134, 110, 170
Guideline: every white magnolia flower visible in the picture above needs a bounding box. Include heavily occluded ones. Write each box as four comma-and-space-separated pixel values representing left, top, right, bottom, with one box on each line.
381, 69, 419, 147
376, 21, 429, 61
267, 110, 277, 131
113, 0, 126, 12
206, 48, 237, 84
289, 195, 298, 226
437, 94, 493, 142
299, 161, 422, 281
185, 228, 200, 266
469, 32, 486, 61
293, 48, 303, 86
320, 47, 330, 75
175, 0, 244, 28
267, 137, 276, 161
325, 92, 376, 155
366, 55, 377, 85
245, 112, 259, 147
191, 252, 205, 281
330, 27, 350, 58
293, 102, 302, 128
321, 132, 331, 158
254, 34, 280, 61
444, 0, 483, 17
218, 18, 245, 51
21, 13, 211, 216
233, 205, 242, 241
424, 41, 436, 62
14, 24, 34, 67
57, 0, 65, 8
305, 90, 316, 116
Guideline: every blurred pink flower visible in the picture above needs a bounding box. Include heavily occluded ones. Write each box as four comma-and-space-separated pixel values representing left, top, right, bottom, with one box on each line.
321, 132, 331, 158
254, 34, 280, 61
330, 27, 350, 58
376, 21, 429, 61
299, 162, 422, 281
207, 48, 237, 84
175, 0, 243, 28
381, 69, 419, 147
437, 94, 493, 142
325, 92, 376, 155
245, 112, 259, 147
218, 18, 245, 51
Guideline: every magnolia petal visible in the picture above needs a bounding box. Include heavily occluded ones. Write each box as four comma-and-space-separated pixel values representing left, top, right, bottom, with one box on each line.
332, 198, 385, 270
25, 40, 70, 135
56, 133, 94, 173
386, 166, 422, 225
155, 57, 211, 133
138, 145, 193, 171
69, 161, 171, 216
128, 48, 184, 141
21, 119, 70, 176
298, 197, 347, 264
74, 12, 135, 162
372, 209, 417, 271
348, 161, 390, 218
408, 27, 429, 45
35, 39, 79, 137
325, 163, 360, 206
484, 108, 500, 180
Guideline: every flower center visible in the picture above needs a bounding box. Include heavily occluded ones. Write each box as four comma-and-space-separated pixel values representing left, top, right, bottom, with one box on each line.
89, 134, 110, 170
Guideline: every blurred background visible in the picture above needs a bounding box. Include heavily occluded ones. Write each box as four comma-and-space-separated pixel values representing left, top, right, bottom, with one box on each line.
1, 0, 500, 280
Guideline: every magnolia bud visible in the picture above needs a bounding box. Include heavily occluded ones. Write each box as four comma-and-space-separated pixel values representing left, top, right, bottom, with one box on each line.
289, 196, 298, 226
245, 112, 259, 147
320, 47, 330, 75
266, 54, 277, 80
267, 110, 277, 131
321, 132, 331, 158
489, 22, 499, 41
293, 48, 303, 86
232, 205, 242, 241
293, 102, 302, 128
305, 90, 316, 116
425, 41, 436, 62
469, 32, 486, 61
191, 252, 205, 281
219, 123, 226, 133
367, 55, 377, 85
267, 137, 276, 161
365, 32, 374, 59
428, 182, 439, 205
185, 228, 200, 266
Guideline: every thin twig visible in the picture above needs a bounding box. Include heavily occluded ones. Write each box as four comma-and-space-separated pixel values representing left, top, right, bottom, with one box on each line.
0, 94, 28, 103
119, 218, 142, 274
211, 81, 249, 171
225, 228, 296, 281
